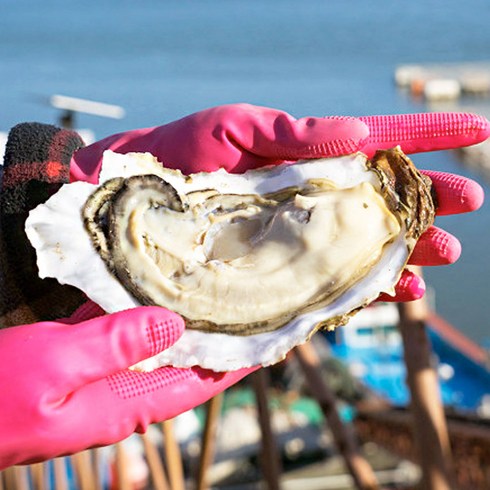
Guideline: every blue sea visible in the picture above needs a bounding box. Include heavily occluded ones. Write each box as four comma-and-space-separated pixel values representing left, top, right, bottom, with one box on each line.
1, 0, 490, 342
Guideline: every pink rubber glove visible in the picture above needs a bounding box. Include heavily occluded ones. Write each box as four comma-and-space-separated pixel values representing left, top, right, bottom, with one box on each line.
72, 104, 488, 302
0, 305, 251, 469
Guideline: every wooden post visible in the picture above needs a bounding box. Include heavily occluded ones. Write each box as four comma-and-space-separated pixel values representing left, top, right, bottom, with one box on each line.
90, 450, 103, 490
398, 267, 455, 489
2, 468, 16, 490
1, 467, 29, 490
140, 432, 170, 490
196, 393, 224, 490
53, 459, 69, 490
161, 420, 185, 490
30, 462, 46, 490
71, 452, 97, 490
16, 467, 30, 490
251, 369, 283, 490
113, 444, 131, 490
294, 342, 379, 490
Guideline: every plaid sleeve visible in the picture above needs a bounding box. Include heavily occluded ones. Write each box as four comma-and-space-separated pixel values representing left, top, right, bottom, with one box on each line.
0, 123, 88, 328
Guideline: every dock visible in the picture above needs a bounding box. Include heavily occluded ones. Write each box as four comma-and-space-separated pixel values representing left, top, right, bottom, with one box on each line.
394, 61, 490, 182
457, 136, 490, 184
395, 61, 490, 100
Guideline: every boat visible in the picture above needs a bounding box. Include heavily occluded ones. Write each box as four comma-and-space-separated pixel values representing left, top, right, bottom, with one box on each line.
324, 302, 490, 414
394, 61, 490, 100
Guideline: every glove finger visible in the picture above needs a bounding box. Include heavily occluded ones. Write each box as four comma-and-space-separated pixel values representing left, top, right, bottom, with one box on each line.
70, 131, 137, 184
70, 105, 370, 181
106, 366, 257, 425
50, 306, 185, 395
61, 365, 257, 449
57, 301, 105, 324
359, 112, 490, 157
408, 226, 461, 266
377, 269, 426, 303
182, 104, 369, 172
229, 108, 369, 161
421, 170, 484, 215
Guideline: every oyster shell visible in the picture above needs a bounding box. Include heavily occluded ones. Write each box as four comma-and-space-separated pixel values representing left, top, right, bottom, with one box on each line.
25, 148, 434, 371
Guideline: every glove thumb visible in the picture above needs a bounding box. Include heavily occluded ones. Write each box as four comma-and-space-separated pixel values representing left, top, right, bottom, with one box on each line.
48, 306, 185, 396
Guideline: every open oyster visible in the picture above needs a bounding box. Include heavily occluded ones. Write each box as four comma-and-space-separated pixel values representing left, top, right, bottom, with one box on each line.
25, 148, 434, 371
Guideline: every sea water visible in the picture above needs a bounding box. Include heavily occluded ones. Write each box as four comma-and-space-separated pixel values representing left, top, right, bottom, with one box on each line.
1, 0, 489, 341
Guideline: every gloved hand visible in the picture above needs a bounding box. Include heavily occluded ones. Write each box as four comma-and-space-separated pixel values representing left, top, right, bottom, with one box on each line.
72, 104, 488, 301
3, 105, 485, 469
0, 305, 251, 470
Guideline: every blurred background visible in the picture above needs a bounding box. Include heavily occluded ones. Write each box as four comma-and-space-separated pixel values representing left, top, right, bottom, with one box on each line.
2, 0, 489, 343
2, 1, 490, 488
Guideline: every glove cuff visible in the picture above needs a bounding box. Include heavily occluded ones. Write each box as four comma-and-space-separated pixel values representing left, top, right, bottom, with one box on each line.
0, 123, 87, 328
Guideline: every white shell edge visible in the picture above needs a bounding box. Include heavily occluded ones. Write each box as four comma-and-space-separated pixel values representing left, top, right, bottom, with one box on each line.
25, 150, 406, 372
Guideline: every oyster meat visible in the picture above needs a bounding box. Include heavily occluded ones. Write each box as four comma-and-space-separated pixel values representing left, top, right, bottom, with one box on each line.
25, 148, 434, 371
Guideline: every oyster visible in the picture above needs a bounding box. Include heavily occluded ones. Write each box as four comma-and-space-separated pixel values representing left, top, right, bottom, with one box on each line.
25, 148, 434, 371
